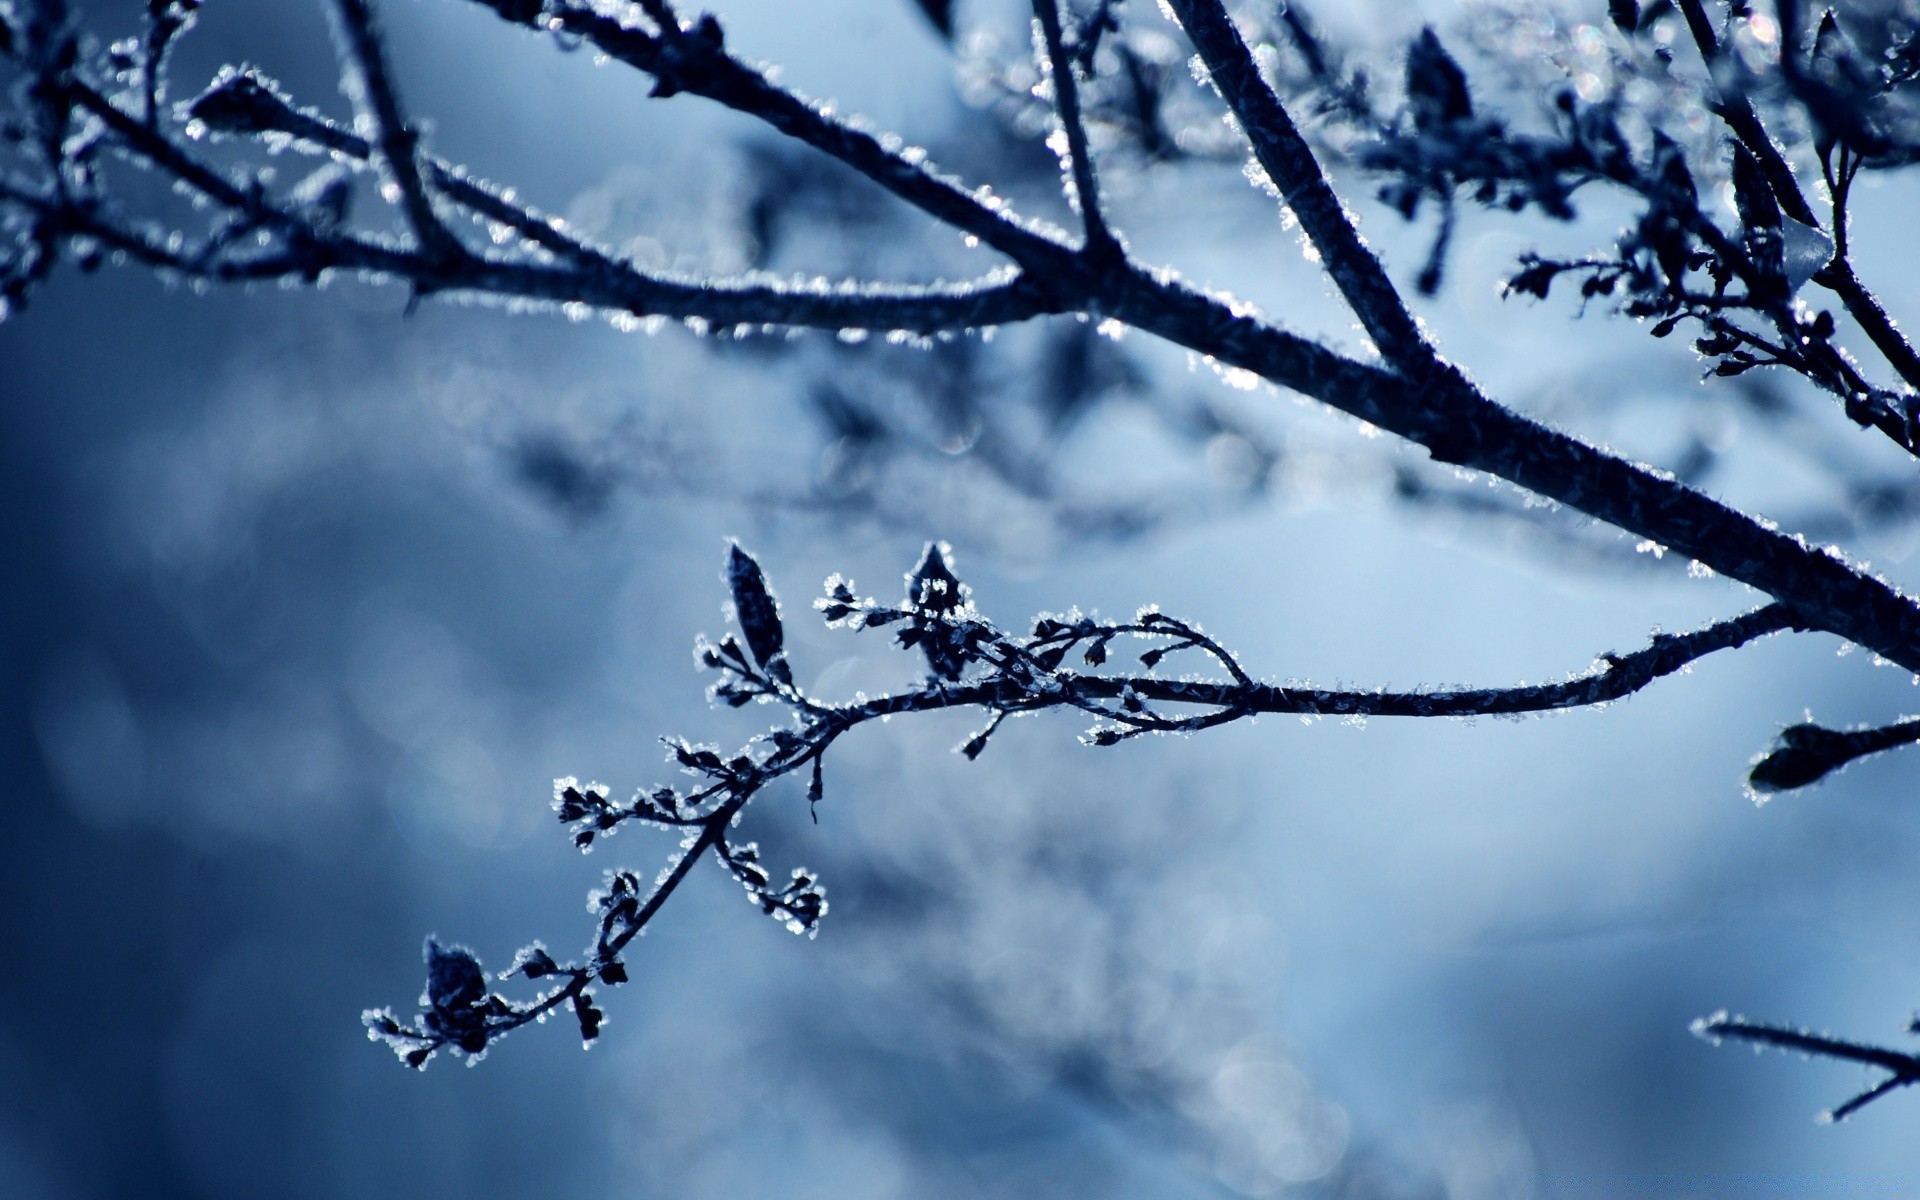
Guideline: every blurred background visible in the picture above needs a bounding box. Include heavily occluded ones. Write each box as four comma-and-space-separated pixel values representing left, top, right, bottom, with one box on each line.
6, 0, 1920, 1196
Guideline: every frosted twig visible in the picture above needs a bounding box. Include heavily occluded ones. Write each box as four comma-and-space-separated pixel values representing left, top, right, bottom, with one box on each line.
1695, 1012, 1920, 1122
366, 546, 1807, 1066
1031, 0, 1122, 264
323, 0, 464, 266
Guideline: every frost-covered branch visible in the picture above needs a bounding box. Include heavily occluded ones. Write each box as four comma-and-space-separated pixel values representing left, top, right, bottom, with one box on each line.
368, 542, 1807, 1066
8, 0, 1920, 674
322, 0, 461, 266
1030, 0, 1122, 264
1694, 1011, 1920, 1123
1164, 0, 1437, 376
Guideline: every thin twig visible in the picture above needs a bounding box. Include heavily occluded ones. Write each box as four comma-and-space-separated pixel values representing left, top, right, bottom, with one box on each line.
324, 0, 464, 266
1031, 0, 1123, 264
1163, 0, 1436, 375
1696, 1012, 1920, 1121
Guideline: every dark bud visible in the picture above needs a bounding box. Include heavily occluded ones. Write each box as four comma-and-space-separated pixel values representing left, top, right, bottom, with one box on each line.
673, 742, 725, 772
959, 727, 992, 761
907, 541, 967, 615
1084, 639, 1108, 666
424, 939, 487, 1013
1406, 28, 1472, 133
1088, 727, 1124, 747
1749, 724, 1851, 793
574, 991, 603, 1043
1650, 317, 1680, 338
1731, 144, 1782, 270
1810, 310, 1835, 340
1034, 645, 1070, 672
807, 756, 823, 822
188, 68, 300, 137
598, 961, 628, 985
1651, 132, 1696, 205
555, 784, 601, 822
1505, 259, 1558, 300
512, 945, 559, 979
1607, 0, 1639, 33
404, 1047, 432, 1069
306, 175, 353, 231
725, 542, 786, 673
1139, 648, 1166, 669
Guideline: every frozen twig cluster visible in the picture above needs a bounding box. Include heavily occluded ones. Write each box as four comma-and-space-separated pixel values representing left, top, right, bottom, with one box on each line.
366, 538, 1813, 1067
9, 0, 1920, 1118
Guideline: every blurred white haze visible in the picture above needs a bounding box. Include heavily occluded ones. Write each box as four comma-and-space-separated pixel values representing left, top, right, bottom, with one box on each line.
6, 0, 1920, 1198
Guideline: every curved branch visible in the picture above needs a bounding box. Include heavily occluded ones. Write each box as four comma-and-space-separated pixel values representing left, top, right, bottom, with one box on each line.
366, 548, 1812, 1068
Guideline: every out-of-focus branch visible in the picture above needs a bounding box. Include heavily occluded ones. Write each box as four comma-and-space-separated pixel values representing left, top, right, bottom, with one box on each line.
1673, 0, 1920, 394
36, 76, 1063, 330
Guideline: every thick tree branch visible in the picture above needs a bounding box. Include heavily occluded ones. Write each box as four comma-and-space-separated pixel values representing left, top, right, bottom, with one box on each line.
1100, 265, 1920, 675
